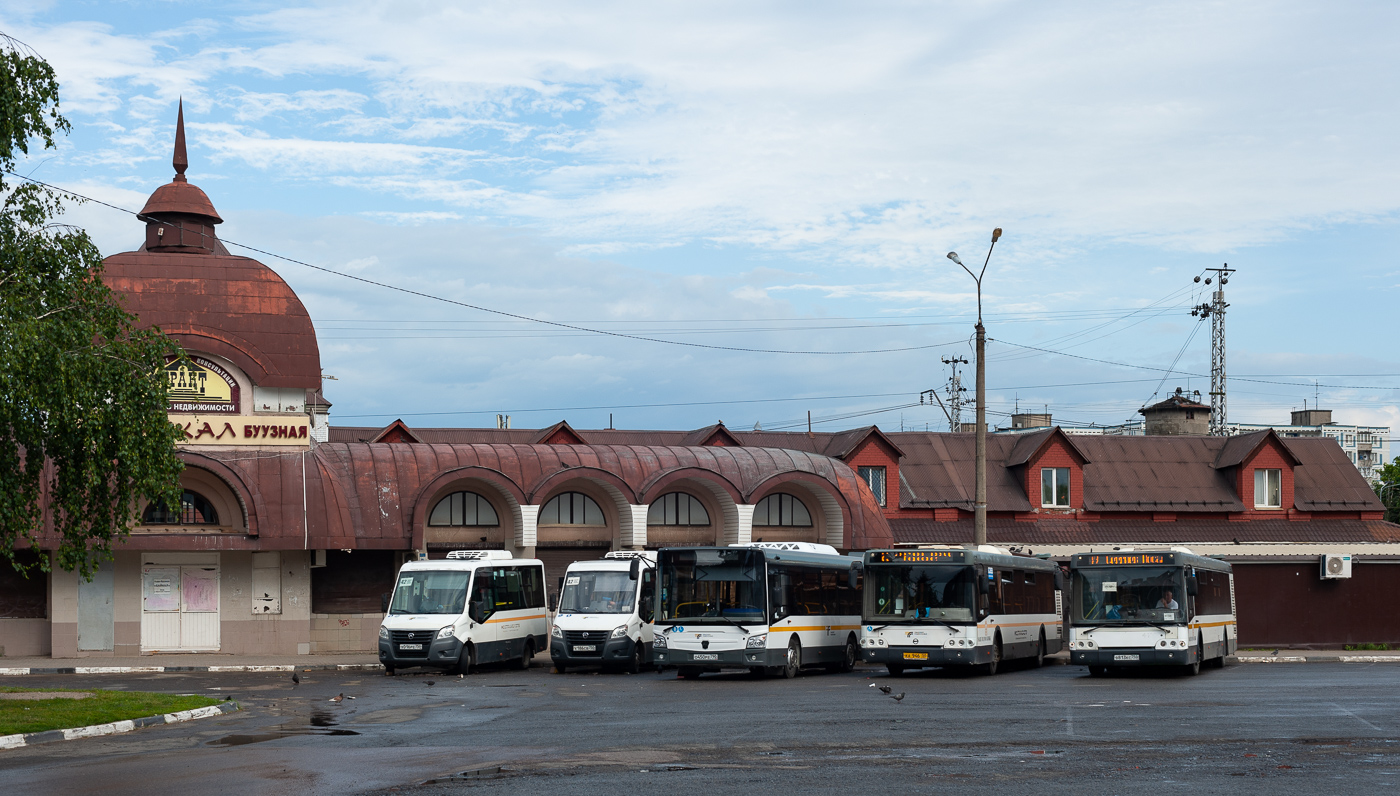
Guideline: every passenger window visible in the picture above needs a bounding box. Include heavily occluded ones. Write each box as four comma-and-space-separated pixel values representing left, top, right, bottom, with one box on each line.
519, 566, 545, 608
492, 567, 526, 612
469, 569, 495, 622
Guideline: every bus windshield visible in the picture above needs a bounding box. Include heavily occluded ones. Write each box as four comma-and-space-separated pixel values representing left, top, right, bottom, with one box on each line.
864, 564, 977, 622
389, 570, 470, 615
657, 548, 765, 623
559, 570, 637, 614
1075, 567, 1186, 624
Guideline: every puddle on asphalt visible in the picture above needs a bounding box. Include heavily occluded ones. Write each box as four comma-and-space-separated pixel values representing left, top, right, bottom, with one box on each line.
207, 709, 361, 746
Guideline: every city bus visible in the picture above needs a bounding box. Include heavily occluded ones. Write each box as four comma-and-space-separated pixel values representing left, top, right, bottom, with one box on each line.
651, 542, 863, 679
549, 551, 656, 674
1067, 549, 1235, 676
378, 550, 548, 675
861, 546, 1064, 676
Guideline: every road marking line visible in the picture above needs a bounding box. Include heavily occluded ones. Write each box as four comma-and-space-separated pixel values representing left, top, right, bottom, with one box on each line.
1331, 702, 1384, 732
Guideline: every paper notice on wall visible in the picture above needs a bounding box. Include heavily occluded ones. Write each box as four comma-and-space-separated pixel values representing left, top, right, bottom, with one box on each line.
182, 569, 220, 612
1102, 582, 1118, 593
143, 567, 180, 612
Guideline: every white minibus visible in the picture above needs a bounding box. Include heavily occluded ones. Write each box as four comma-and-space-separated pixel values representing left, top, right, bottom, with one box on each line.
652, 542, 863, 679
1067, 549, 1236, 676
861, 546, 1064, 675
550, 551, 657, 673
378, 550, 548, 675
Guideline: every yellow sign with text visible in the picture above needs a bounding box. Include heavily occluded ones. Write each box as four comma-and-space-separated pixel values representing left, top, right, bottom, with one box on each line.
171, 414, 311, 447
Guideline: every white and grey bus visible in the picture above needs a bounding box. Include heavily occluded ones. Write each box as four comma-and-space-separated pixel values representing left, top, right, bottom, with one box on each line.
1067, 550, 1235, 676
378, 551, 548, 675
651, 542, 863, 679
549, 551, 656, 674
861, 546, 1064, 676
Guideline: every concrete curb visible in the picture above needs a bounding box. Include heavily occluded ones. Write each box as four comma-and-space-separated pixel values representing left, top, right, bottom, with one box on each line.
1229, 654, 1400, 664
0, 701, 239, 750
0, 663, 384, 677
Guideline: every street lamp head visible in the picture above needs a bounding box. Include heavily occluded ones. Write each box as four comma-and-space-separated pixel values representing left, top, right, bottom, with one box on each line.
946, 252, 963, 266
991, 228, 1002, 243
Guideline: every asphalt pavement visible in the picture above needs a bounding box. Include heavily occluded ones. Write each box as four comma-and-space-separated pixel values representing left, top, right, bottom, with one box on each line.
2, 655, 1398, 794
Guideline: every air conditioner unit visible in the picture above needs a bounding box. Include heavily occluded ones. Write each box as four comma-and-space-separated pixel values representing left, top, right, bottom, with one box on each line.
1320, 554, 1352, 579
445, 549, 513, 561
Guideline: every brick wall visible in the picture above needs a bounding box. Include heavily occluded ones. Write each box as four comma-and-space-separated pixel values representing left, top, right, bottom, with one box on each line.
844, 436, 900, 516
1023, 440, 1084, 513
1237, 438, 1295, 519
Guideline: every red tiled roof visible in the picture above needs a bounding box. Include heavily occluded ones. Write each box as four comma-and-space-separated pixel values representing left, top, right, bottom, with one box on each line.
889, 517, 1400, 545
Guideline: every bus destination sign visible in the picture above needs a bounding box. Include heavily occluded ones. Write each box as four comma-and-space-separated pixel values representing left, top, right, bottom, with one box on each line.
870, 550, 966, 564
1077, 553, 1174, 566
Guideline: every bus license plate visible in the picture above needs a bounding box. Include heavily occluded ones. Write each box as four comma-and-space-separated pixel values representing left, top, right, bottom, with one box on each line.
398, 643, 423, 651
1113, 654, 1139, 661
693, 653, 718, 661
903, 652, 928, 660
573, 645, 596, 652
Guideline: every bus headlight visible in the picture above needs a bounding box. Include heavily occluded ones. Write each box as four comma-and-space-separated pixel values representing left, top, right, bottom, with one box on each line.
653, 633, 667, 649
551, 625, 563, 638
611, 625, 629, 639
379, 626, 389, 640
437, 625, 455, 640
746, 633, 768, 649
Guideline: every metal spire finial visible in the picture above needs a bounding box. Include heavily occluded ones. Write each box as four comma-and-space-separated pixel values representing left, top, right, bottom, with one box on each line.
173, 98, 188, 182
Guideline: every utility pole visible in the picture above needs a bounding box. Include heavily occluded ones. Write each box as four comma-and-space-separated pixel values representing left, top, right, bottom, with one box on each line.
941, 356, 969, 432
947, 228, 1002, 548
1190, 264, 1235, 436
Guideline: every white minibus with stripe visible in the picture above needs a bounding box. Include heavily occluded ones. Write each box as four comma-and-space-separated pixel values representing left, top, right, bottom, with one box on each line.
651, 542, 863, 679
549, 551, 656, 673
861, 546, 1064, 675
378, 551, 548, 675
1067, 549, 1235, 676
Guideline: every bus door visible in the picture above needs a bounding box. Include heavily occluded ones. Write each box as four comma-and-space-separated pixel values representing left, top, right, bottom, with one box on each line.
467, 568, 500, 661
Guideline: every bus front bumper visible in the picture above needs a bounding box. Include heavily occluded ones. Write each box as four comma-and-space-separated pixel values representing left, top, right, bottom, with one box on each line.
652, 647, 782, 669
551, 636, 640, 667
378, 636, 463, 671
1071, 647, 1196, 667
864, 645, 990, 667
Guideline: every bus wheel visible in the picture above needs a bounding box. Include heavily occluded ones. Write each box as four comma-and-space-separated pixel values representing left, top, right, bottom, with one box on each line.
679, 666, 703, 680
781, 638, 802, 679
515, 640, 534, 671
625, 640, 643, 674
981, 637, 1002, 676
1186, 638, 1202, 676
1034, 629, 1047, 668
886, 664, 904, 677
829, 636, 857, 673
454, 644, 474, 676
1088, 665, 1106, 677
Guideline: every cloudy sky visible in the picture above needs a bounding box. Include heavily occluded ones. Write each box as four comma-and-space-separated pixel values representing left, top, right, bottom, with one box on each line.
7, 1, 1400, 435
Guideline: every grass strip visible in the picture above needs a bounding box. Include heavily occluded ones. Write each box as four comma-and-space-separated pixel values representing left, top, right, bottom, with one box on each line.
0, 687, 223, 736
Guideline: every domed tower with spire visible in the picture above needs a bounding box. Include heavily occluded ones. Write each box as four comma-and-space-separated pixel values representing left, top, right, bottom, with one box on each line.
102, 102, 330, 447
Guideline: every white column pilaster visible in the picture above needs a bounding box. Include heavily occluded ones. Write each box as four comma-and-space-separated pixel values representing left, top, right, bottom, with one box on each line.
733, 504, 756, 546
518, 504, 539, 550
626, 505, 650, 550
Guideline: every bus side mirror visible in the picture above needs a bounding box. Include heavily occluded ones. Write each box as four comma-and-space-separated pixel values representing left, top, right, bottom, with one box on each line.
978, 576, 990, 596
381, 593, 389, 613
548, 593, 558, 612
1186, 577, 1198, 596
847, 563, 861, 590
629, 557, 640, 581
1054, 569, 1067, 592
557, 576, 565, 594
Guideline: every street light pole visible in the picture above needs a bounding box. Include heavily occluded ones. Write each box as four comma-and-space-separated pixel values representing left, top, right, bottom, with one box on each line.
947, 228, 1002, 548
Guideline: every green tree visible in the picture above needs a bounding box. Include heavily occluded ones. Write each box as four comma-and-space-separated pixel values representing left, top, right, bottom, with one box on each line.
1374, 457, 1400, 525
0, 34, 184, 577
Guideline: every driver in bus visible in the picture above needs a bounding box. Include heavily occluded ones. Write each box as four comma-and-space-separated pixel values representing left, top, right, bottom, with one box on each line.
1156, 587, 1179, 610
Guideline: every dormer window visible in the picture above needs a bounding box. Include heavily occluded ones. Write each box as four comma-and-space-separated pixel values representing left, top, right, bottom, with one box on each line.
1254, 469, 1282, 508
857, 466, 887, 507
1041, 467, 1070, 508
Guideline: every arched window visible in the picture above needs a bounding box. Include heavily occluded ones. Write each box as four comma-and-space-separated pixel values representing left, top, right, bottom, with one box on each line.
647, 492, 711, 526
143, 491, 219, 525
429, 491, 500, 526
539, 491, 606, 525
753, 492, 812, 527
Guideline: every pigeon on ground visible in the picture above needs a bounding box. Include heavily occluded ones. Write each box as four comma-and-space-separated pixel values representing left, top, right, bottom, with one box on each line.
291, 672, 300, 686
425, 681, 435, 687
1271, 649, 1278, 656
330, 693, 344, 704
888, 692, 906, 703
868, 684, 893, 695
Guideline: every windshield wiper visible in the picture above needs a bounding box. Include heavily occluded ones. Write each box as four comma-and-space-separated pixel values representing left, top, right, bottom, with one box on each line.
709, 613, 749, 633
